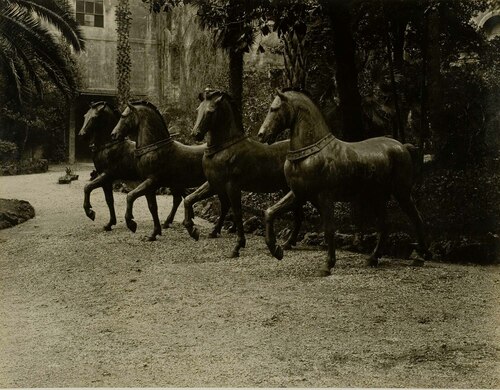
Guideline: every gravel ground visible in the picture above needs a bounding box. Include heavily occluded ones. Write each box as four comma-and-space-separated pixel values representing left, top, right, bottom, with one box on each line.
0, 164, 499, 388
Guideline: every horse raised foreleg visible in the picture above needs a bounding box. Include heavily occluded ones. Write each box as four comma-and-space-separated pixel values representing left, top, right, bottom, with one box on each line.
366, 200, 388, 267
264, 191, 298, 260
208, 193, 230, 238
102, 181, 117, 231
225, 182, 245, 258
125, 177, 156, 233
162, 189, 183, 228
317, 193, 336, 276
394, 192, 432, 266
283, 203, 304, 249
182, 181, 213, 241
144, 191, 162, 241
83, 172, 110, 222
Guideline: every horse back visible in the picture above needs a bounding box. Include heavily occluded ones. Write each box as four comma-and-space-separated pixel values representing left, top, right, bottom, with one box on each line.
285, 136, 415, 201
136, 140, 206, 188
202, 138, 289, 193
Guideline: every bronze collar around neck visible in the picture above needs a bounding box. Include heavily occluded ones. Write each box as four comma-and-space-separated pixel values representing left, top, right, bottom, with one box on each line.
204, 134, 248, 157
286, 133, 334, 162
134, 137, 174, 157
90, 139, 126, 153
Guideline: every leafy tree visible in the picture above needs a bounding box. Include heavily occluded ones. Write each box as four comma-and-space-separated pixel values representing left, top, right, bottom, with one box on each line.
0, 0, 84, 105
144, 0, 267, 127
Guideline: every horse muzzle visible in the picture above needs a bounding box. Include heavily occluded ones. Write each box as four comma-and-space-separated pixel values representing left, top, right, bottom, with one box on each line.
257, 130, 275, 145
192, 130, 205, 142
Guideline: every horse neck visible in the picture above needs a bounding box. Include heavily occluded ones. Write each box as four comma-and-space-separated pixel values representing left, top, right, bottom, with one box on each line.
136, 106, 170, 148
289, 100, 332, 150
207, 102, 243, 147
94, 110, 119, 146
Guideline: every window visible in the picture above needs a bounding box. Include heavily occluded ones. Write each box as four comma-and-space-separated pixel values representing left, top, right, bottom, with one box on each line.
76, 0, 104, 28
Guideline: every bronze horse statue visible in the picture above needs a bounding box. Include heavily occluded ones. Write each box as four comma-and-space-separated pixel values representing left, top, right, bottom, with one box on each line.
110, 101, 217, 241
257, 90, 432, 276
182, 89, 304, 258
78, 101, 139, 231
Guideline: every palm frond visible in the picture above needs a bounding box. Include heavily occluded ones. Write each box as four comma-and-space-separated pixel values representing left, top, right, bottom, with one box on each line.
10, 0, 85, 51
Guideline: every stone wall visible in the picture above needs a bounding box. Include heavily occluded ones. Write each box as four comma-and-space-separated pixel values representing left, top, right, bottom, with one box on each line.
76, 0, 159, 100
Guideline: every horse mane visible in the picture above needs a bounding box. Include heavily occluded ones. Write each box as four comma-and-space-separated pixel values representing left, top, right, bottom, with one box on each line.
129, 100, 170, 132
202, 89, 244, 133
281, 87, 313, 98
90, 101, 121, 116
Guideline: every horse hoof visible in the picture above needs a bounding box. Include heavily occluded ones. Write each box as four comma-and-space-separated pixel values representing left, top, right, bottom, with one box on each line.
412, 259, 425, 267
86, 210, 96, 221
126, 220, 137, 233
229, 250, 239, 258
208, 231, 219, 239
316, 267, 331, 277
103, 225, 112, 231
273, 245, 284, 261
190, 227, 200, 241
143, 235, 156, 242
162, 222, 170, 229
366, 257, 379, 267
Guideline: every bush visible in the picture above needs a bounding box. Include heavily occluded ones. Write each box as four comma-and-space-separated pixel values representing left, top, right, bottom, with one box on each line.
0, 140, 18, 162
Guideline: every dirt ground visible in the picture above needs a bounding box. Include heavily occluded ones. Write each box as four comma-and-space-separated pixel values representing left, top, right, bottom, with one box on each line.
0, 164, 499, 388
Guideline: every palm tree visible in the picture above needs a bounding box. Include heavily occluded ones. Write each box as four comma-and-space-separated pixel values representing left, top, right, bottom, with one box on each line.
0, 0, 85, 105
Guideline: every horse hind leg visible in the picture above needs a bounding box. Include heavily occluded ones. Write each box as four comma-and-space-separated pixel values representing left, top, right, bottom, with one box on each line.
143, 191, 162, 241
226, 182, 245, 258
102, 181, 116, 231
163, 190, 183, 228
182, 181, 213, 241
316, 193, 336, 277
125, 177, 156, 233
208, 194, 230, 238
366, 200, 388, 267
394, 191, 432, 265
283, 203, 304, 249
264, 191, 298, 260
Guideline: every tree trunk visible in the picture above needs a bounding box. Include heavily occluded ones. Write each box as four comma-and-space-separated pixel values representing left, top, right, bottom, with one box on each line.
426, 3, 444, 158
386, 26, 404, 142
228, 49, 244, 128
116, 0, 131, 109
325, 0, 364, 141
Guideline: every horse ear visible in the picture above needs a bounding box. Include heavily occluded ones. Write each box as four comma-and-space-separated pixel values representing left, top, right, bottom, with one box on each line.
127, 102, 136, 111
214, 95, 223, 105
277, 90, 288, 102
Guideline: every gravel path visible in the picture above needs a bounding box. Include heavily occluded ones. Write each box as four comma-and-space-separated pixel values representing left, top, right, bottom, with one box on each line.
0, 164, 499, 387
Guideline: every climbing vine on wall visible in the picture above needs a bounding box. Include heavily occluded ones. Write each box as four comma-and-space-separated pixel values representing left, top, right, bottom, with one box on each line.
116, 0, 132, 109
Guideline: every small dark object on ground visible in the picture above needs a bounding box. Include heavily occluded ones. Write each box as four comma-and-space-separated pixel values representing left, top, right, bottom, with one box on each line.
58, 168, 79, 184
0, 198, 35, 229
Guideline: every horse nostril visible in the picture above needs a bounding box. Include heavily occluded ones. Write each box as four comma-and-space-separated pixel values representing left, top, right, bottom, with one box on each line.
257, 132, 263, 140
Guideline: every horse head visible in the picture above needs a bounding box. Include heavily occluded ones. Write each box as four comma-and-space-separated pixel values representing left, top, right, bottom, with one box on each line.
79, 102, 117, 142
257, 90, 291, 144
111, 103, 139, 140
191, 89, 226, 142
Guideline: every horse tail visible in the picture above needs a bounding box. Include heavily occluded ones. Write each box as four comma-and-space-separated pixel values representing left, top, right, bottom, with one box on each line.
404, 143, 423, 184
